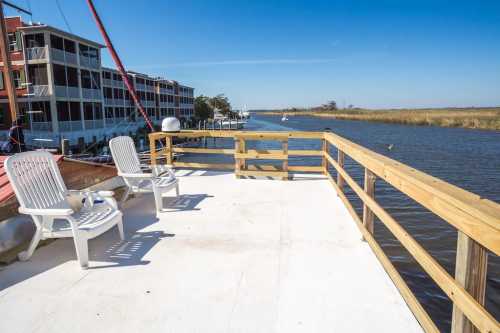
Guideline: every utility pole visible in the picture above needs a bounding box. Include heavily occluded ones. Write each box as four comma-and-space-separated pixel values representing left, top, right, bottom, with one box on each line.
0, 0, 19, 123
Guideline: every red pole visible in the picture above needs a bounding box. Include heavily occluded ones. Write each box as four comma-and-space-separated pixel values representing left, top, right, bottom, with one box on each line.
86, 0, 155, 132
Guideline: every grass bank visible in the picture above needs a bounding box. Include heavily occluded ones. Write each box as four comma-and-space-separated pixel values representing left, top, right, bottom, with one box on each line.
259, 107, 500, 131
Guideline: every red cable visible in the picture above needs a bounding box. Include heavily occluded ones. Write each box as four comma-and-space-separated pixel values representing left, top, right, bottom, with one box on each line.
86, 0, 155, 132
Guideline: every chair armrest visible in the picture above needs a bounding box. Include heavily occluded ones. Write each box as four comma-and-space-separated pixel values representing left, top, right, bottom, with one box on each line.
19, 207, 74, 216
118, 172, 153, 179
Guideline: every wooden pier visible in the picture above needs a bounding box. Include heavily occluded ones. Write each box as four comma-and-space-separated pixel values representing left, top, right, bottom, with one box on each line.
150, 130, 500, 333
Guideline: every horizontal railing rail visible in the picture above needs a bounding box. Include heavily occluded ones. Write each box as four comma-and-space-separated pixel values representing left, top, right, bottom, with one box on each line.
149, 130, 500, 333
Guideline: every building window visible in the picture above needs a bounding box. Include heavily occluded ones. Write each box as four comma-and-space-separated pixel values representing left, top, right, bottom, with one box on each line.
94, 103, 103, 119
69, 102, 81, 120
12, 70, 25, 89
24, 33, 45, 48
64, 39, 76, 54
105, 107, 114, 119
50, 34, 64, 50
104, 87, 112, 99
28, 64, 48, 86
81, 70, 91, 89
31, 101, 52, 122
83, 102, 93, 120
56, 101, 70, 121
103, 71, 111, 80
53, 64, 67, 86
8, 32, 21, 52
91, 71, 100, 89
66, 66, 78, 87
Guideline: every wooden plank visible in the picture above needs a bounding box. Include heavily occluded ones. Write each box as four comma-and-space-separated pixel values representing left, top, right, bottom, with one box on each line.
149, 136, 157, 166
247, 164, 282, 171
235, 170, 288, 178
325, 172, 440, 333
324, 152, 500, 333
363, 168, 376, 237
282, 140, 289, 180
235, 152, 287, 160
288, 166, 324, 172
173, 162, 234, 170
451, 233, 489, 333
324, 132, 500, 256
234, 138, 243, 179
288, 149, 324, 156
321, 139, 328, 172
172, 147, 235, 154
337, 149, 345, 191
165, 137, 173, 165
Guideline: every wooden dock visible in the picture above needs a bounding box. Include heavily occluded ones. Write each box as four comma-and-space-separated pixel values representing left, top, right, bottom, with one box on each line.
148, 130, 500, 333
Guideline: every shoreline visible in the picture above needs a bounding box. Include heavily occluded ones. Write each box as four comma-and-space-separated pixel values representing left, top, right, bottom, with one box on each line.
256, 108, 500, 131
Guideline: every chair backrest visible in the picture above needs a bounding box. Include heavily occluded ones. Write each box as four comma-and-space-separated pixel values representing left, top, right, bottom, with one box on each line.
109, 136, 142, 175
5, 151, 69, 211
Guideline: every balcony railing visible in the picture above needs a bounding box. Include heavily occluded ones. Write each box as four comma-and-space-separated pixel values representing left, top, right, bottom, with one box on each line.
81, 88, 101, 100
79, 56, 100, 69
26, 46, 48, 60
30, 121, 52, 132
59, 120, 83, 132
28, 85, 50, 97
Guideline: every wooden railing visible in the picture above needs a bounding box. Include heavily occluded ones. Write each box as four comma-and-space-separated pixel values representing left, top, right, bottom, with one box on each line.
149, 130, 500, 333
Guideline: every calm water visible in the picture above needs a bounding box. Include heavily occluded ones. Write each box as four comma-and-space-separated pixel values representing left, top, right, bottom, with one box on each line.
181, 114, 500, 331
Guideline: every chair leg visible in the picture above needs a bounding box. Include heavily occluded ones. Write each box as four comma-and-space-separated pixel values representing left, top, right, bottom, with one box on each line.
117, 217, 125, 240
120, 186, 131, 206
72, 232, 89, 269
153, 187, 163, 214
175, 182, 180, 197
18, 224, 43, 261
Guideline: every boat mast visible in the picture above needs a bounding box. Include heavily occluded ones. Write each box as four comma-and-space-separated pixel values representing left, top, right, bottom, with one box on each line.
85, 0, 155, 132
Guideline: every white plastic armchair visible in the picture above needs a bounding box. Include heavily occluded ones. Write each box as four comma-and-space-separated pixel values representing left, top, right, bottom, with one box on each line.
5, 151, 124, 269
109, 136, 179, 214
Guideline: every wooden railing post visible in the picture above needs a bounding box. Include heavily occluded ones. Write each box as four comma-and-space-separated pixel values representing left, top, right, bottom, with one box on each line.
362, 168, 376, 239
321, 139, 328, 174
451, 232, 488, 333
282, 139, 289, 180
337, 149, 345, 191
234, 137, 245, 178
165, 136, 173, 165
149, 134, 157, 165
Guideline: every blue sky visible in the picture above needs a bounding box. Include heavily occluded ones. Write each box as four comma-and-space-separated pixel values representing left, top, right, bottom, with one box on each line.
6, 0, 500, 109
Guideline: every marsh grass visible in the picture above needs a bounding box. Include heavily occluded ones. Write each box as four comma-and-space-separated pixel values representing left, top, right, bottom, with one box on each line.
261, 108, 500, 130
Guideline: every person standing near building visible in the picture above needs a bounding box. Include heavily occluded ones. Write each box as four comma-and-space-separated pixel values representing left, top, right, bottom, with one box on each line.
0, 118, 25, 154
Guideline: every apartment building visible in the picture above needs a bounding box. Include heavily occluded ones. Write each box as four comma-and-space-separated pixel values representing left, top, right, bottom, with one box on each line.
0, 17, 194, 148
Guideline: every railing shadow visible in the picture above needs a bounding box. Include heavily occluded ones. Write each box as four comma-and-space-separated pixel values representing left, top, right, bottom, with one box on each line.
162, 194, 213, 212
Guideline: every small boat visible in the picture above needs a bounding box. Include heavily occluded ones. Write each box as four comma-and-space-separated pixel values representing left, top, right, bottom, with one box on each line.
281, 113, 288, 122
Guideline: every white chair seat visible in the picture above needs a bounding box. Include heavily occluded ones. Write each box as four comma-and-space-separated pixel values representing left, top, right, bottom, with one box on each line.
5, 151, 124, 268
109, 136, 180, 214
48, 204, 122, 238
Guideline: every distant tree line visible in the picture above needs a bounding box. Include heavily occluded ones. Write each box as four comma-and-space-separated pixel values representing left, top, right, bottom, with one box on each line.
195, 94, 239, 121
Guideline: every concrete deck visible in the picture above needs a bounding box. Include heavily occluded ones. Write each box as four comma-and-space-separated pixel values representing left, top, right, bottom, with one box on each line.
0, 171, 422, 333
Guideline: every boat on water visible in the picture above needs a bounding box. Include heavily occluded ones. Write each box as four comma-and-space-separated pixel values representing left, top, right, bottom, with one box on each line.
281, 113, 288, 121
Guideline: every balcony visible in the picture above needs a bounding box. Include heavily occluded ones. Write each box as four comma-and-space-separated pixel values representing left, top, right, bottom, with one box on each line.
84, 119, 104, 129
26, 46, 48, 61
58, 120, 83, 132
30, 121, 52, 132
27, 85, 50, 98
81, 88, 101, 100
50, 48, 78, 65
135, 83, 145, 91
54, 86, 80, 99
79, 56, 100, 69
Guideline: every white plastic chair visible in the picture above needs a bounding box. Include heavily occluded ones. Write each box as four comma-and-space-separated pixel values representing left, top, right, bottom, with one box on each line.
109, 136, 179, 215
5, 151, 124, 269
